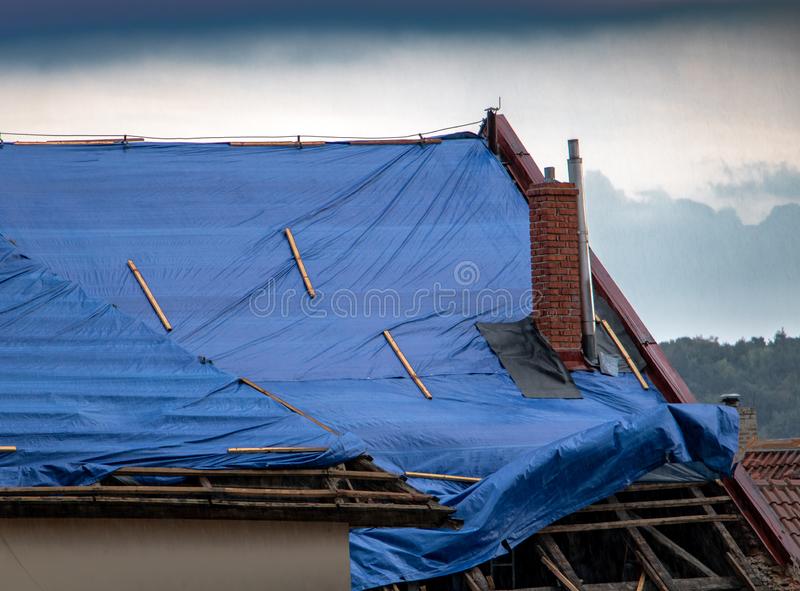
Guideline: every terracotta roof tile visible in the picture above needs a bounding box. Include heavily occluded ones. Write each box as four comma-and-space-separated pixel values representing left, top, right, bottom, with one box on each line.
744, 446, 800, 549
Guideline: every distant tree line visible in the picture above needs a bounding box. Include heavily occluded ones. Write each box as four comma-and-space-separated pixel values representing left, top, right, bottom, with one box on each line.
660, 331, 800, 439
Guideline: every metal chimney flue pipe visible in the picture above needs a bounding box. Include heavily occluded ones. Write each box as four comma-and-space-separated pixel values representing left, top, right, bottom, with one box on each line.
567, 139, 597, 361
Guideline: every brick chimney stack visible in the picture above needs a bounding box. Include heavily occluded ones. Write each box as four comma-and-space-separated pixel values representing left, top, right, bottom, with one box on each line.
527, 181, 584, 367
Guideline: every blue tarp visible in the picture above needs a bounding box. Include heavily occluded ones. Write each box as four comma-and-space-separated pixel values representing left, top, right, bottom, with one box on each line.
0, 137, 738, 588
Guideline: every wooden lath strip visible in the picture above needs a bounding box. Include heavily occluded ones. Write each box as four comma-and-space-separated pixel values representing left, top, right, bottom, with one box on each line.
229, 141, 326, 147
115, 466, 397, 480
0, 446, 16, 453
405, 471, 480, 484
14, 137, 144, 145
539, 513, 739, 534
0, 485, 431, 503
228, 446, 328, 454
382, 330, 432, 400
578, 495, 731, 513
284, 227, 316, 298
595, 314, 648, 389
240, 377, 337, 434
127, 260, 172, 332
348, 138, 442, 145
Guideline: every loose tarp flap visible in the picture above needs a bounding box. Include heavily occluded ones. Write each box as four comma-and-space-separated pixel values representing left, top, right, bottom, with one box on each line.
477, 318, 581, 398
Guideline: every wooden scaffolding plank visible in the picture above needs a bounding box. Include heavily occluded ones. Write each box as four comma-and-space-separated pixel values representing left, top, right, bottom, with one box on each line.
284, 227, 316, 298
382, 330, 432, 399
127, 259, 172, 331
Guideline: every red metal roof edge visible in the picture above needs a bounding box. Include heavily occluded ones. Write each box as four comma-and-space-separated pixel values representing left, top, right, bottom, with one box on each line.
489, 113, 800, 567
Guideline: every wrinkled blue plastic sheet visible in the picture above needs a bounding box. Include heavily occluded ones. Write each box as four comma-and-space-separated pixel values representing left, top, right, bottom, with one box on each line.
0, 138, 738, 588
0, 242, 363, 486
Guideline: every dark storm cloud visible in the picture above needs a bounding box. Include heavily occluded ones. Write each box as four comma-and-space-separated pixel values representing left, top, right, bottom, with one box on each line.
712, 162, 800, 202
0, 0, 786, 38
586, 171, 800, 341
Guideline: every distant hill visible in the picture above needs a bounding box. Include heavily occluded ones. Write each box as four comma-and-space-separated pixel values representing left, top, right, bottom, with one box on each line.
660, 331, 800, 439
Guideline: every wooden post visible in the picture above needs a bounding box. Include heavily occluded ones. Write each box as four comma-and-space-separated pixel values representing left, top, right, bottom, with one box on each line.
486, 110, 498, 154
382, 330, 432, 399
284, 228, 316, 298
127, 260, 172, 332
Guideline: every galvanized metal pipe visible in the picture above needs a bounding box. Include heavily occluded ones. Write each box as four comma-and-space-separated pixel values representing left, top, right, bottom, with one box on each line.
567, 139, 597, 361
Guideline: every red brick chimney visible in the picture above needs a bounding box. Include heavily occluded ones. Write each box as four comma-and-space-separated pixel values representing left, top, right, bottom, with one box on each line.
527, 181, 584, 368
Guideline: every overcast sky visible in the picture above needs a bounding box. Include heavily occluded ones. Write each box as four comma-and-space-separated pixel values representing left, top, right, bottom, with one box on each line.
1, 0, 798, 341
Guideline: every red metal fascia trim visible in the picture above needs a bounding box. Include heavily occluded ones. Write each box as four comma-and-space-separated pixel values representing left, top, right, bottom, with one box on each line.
589, 250, 696, 404
590, 249, 799, 566
725, 465, 800, 565
493, 114, 545, 189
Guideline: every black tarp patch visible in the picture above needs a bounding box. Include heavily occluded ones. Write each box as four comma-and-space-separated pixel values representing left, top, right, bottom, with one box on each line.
477, 317, 582, 399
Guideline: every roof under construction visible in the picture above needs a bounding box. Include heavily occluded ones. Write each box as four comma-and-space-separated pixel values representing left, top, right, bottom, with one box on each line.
0, 126, 752, 589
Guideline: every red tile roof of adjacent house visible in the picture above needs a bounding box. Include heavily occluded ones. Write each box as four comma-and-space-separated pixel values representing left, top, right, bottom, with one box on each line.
743, 440, 800, 549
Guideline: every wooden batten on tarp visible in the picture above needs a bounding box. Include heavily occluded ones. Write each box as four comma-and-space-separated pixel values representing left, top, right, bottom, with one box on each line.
596, 314, 648, 390
0, 446, 16, 453
284, 228, 316, 299
229, 141, 326, 147
227, 447, 328, 454
404, 471, 481, 484
14, 137, 144, 145
239, 377, 337, 434
127, 260, 172, 332
348, 138, 442, 145
382, 330, 433, 400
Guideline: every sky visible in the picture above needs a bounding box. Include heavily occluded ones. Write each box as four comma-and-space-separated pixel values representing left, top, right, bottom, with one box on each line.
1, 0, 798, 342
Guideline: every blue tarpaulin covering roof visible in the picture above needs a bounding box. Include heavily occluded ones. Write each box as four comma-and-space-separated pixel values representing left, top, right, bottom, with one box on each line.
0, 136, 738, 588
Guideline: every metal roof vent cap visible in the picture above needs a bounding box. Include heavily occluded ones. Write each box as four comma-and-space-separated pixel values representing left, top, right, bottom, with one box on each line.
720, 393, 741, 407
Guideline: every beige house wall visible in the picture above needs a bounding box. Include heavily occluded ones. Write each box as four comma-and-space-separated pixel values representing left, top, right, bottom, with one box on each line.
0, 518, 350, 591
